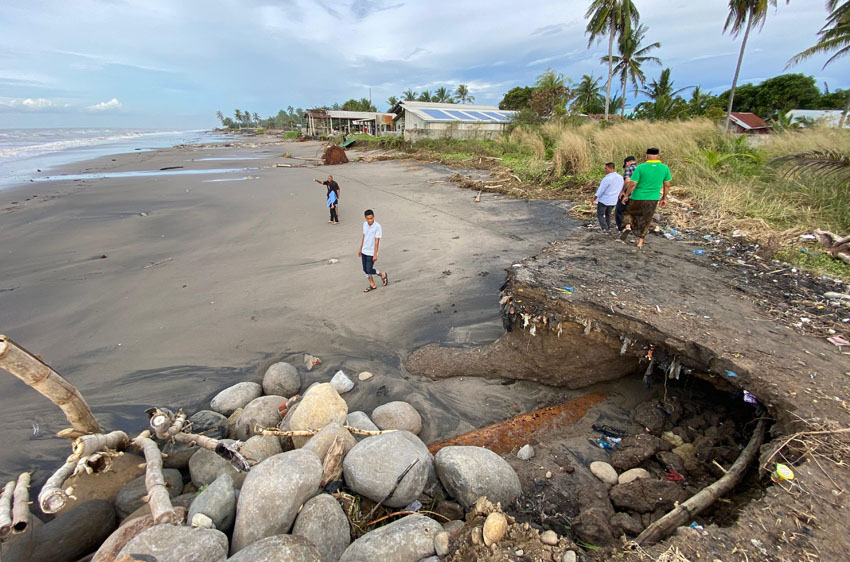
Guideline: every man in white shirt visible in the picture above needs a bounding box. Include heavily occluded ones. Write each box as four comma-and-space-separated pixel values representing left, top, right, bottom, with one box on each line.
358, 209, 388, 292
592, 162, 624, 232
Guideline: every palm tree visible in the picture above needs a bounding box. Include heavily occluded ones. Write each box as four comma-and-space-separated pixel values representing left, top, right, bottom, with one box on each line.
252, 112, 260, 125
787, 1, 850, 126
585, 0, 640, 121
403, 89, 418, 101
723, 0, 790, 132
455, 84, 474, 104
418, 90, 433, 102
434, 86, 452, 103
572, 74, 603, 113
637, 68, 693, 120
609, 24, 661, 115
216, 110, 225, 125
234, 109, 243, 125
387, 96, 399, 109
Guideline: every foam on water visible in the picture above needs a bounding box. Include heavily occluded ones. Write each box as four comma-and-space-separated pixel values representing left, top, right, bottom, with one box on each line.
31, 167, 255, 182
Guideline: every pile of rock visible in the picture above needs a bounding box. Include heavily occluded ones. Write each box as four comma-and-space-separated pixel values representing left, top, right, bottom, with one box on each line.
1, 358, 523, 562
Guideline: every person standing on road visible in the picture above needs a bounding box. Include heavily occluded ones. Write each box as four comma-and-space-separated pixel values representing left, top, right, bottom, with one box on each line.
615, 156, 636, 232
315, 175, 340, 224
358, 209, 389, 292
592, 162, 624, 232
620, 148, 672, 249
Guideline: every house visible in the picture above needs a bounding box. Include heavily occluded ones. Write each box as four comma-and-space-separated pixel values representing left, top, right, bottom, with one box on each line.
306, 109, 396, 137
785, 109, 850, 128
729, 112, 772, 135
389, 101, 517, 141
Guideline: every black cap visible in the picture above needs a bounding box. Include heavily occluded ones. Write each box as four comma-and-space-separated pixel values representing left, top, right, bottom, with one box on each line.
646, 147, 660, 155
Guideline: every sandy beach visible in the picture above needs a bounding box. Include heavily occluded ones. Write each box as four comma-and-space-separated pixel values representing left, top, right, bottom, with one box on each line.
0, 138, 614, 482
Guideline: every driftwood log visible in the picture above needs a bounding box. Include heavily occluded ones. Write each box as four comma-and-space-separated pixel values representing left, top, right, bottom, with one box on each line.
132, 431, 180, 525
0, 335, 101, 436
0, 480, 14, 540
635, 419, 767, 545
70, 431, 130, 462
258, 425, 393, 438
38, 460, 77, 514
148, 408, 250, 472
11, 472, 31, 534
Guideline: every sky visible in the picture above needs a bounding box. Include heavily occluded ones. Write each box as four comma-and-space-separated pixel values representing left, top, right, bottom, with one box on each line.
0, 0, 844, 129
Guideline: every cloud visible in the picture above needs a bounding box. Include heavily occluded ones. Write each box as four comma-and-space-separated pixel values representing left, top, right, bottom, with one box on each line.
87, 98, 123, 112
0, 97, 69, 111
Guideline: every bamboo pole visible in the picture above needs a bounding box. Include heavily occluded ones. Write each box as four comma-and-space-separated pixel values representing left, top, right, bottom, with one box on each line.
132, 431, 180, 525
0, 335, 101, 436
635, 419, 767, 545
11, 472, 31, 534
38, 461, 77, 514
0, 480, 14, 540
258, 425, 393, 438
70, 431, 129, 462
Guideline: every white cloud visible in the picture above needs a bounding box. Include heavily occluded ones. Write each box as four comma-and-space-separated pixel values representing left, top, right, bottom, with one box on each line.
87, 98, 123, 112
0, 97, 68, 111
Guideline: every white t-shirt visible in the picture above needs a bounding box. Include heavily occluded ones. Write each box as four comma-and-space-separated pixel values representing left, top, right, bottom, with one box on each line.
595, 172, 625, 206
362, 220, 382, 256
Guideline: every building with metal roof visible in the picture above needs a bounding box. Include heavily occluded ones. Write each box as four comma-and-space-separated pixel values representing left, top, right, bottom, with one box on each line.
389, 101, 517, 140
306, 109, 396, 137
729, 112, 772, 135
785, 109, 850, 128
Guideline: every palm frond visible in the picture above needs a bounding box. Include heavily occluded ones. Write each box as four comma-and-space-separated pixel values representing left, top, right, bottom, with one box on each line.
772, 149, 850, 181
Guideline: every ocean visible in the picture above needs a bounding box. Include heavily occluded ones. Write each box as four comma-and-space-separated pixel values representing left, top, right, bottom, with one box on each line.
0, 128, 228, 188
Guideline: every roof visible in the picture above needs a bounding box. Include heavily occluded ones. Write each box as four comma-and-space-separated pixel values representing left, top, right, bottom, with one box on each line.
786, 109, 850, 128
306, 109, 393, 120
729, 112, 771, 130
391, 100, 516, 124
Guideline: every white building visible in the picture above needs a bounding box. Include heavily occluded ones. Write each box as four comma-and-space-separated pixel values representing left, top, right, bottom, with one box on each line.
785, 109, 849, 128
306, 109, 396, 137
390, 101, 517, 140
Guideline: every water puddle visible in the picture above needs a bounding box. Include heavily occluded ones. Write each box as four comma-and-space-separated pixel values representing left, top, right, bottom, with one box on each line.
31, 167, 255, 182
203, 177, 253, 183
192, 157, 264, 161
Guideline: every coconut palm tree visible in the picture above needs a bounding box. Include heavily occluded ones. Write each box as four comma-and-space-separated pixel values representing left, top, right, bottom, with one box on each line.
403, 89, 418, 101
585, 0, 640, 121
434, 86, 453, 103
609, 24, 661, 116
216, 110, 225, 125
636, 68, 693, 120
455, 84, 475, 104
387, 96, 399, 109
571, 74, 604, 113
418, 90, 433, 102
787, 1, 850, 126
723, 0, 790, 133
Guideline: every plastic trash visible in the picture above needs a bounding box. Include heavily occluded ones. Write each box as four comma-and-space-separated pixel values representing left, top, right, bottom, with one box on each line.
725, 370, 738, 378
403, 500, 423, 512
743, 390, 758, 405
771, 463, 794, 483
562, 286, 574, 292
692, 249, 705, 256
689, 522, 704, 530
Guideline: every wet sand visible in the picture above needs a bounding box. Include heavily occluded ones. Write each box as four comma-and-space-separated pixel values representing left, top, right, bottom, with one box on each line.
0, 138, 596, 482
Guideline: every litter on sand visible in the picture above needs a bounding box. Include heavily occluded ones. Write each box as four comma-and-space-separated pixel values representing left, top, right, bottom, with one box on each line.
827, 335, 849, 347
743, 390, 758, 405
692, 249, 705, 256
725, 370, 739, 378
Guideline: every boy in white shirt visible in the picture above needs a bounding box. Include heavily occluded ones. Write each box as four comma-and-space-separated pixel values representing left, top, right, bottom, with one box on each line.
592, 162, 624, 232
358, 209, 389, 292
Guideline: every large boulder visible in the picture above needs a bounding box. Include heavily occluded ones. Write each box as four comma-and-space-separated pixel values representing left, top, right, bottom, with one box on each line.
288, 383, 348, 447
230, 449, 322, 553
123, 492, 196, 523
25, 500, 116, 562
292, 494, 351, 562
343, 432, 429, 508
241, 434, 284, 464
609, 479, 689, 513
347, 411, 379, 433
234, 395, 286, 441
226, 535, 323, 562
263, 361, 301, 397
210, 382, 263, 416
189, 440, 246, 489
371, 401, 422, 435
189, 473, 237, 533
163, 410, 229, 469
397, 430, 440, 496
572, 507, 615, 546
302, 423, 356, 461
434, 446, 521, 510
115, 468, 184, 519
339, 514, 441, 562
54, 452, 146, 515
116, 525, 228, 562
92, 508, 188, 562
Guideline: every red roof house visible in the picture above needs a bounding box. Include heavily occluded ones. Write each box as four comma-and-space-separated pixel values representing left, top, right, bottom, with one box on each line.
729, 112, 772, 134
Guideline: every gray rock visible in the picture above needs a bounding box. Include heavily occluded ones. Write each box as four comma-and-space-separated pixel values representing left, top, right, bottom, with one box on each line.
92, 508, 187, 562
346, 411, 379, 433
609, 479, 688, 513
331, 370, 355, 394
288, 383, 348, 448
123, 493, 195, 524
371, 401, 422, 435
563, 550, 578, 562
434, 446, 521, 510
117, 525, 228, 562
163, 410, 229, 469
226, 535, 323, 562
234, 395, 286, 441
189, 473, 237, 533
343, 432, 429, 508
610, 511, 644, 536
189, 439, 247, 489
211, 382, 263, 416
397, 431, 440, 497
572, 507, 615, 546
339, 514, 441, 562
516, 444, 534, 460
25, 500, 116, 562
231, 449, 322, 553
241, 434, 283, 464
421, 558, 440, 562
589, 461, 618, 486
263, 361, 301, 397
292, 494, 351, 562
115, 469, 184, 519
301, 423, 357, 461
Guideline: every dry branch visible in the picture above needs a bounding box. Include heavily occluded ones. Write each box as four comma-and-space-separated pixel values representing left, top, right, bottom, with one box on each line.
635, 419, 767, 545
11, 472, 31, 534
321, 436, 345, 487
0, 480, 14, 540
132, 431, 180, 525
0, 335, 101, 436
147, 408, 186, 440
362, 458, 419, 523
148, 408, 250, 471
258, 425, 393, 437
71, 431, 130, 462
38, 460, 77, 514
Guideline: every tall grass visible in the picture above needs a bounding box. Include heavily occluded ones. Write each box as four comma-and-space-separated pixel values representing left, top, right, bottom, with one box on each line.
509, 127, 546, 159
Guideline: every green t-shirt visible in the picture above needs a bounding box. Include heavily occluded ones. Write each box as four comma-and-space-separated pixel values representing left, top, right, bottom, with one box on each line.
629, 161, 672, 200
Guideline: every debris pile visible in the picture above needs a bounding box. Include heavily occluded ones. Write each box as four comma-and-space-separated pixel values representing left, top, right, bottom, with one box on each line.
322, 145, 349, 165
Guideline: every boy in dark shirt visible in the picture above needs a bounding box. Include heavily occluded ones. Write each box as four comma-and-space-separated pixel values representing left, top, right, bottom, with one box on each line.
615, 156, 636, 232
315, 175, 340, 224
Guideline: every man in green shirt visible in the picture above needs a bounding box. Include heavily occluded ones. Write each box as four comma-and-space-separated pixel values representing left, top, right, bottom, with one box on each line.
619, 148, 672, 249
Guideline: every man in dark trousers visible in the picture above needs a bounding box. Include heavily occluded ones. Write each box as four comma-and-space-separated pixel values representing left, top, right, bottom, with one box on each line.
315, 175, 340, 224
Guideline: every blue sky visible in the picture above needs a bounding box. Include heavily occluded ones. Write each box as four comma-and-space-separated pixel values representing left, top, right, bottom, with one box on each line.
0, 0, 843, 129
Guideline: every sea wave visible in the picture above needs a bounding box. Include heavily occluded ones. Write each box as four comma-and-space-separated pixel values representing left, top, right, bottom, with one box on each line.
0, 129, 199, 161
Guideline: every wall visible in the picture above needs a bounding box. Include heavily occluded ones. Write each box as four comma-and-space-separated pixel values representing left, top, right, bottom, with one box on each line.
403, 124, 507, 141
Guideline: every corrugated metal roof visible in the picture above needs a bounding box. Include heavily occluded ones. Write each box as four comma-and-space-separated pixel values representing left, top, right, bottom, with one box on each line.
730, 112, 770, 130
393, 101, 516, 124
307, 110, 393, 120
786, 109, 850, 128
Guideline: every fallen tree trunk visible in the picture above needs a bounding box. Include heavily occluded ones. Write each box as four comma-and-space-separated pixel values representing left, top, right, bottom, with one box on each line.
133, 431, 180, 525
0, 480, 14, 540
0, 335, 101, 436
38, 461, 77, 514
635, 419, 767, 545
11, 472, 31, 534
70, 431, 130, 462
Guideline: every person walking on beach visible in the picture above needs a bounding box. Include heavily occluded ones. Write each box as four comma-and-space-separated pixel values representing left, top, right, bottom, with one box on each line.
358, 209, 389, 292
615, 156, 637, 232
620, 148, 671, 249
315, 175, 340, 224
592, 162, 624, 232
